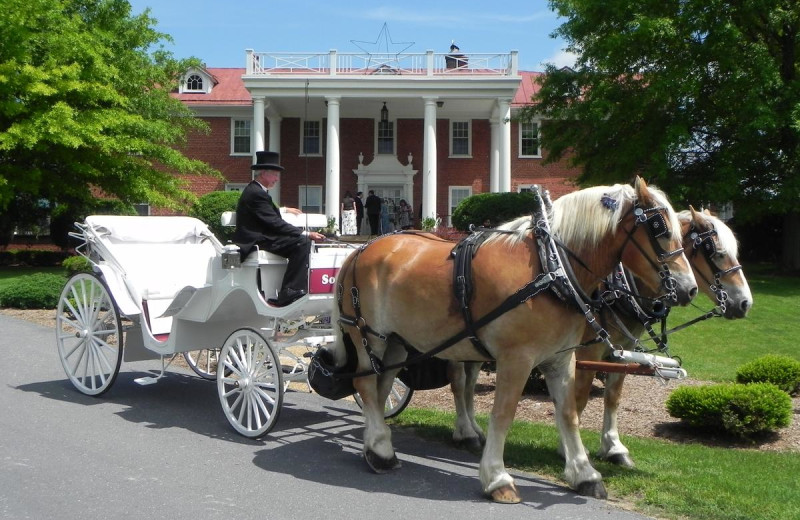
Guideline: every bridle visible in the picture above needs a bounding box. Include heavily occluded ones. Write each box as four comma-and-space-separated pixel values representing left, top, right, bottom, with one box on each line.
688, 223, 743, 313
617, 201, 685, 303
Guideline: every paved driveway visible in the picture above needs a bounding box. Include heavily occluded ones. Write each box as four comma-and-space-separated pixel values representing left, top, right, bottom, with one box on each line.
0, 314, 650, 519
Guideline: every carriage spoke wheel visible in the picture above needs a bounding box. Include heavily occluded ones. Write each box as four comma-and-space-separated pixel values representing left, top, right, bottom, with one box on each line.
354, 378, 413, 419
184, 349, 220, 380
56, 272, 123, 396
217, 328, 283, 438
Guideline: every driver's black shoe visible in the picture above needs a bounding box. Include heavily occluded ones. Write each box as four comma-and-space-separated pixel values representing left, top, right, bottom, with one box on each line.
268, 288, 306, 307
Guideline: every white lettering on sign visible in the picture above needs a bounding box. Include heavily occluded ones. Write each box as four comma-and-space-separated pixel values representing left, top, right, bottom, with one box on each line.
321, 274, 336, 285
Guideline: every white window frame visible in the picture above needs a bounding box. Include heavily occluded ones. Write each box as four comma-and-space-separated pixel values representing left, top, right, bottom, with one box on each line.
375, 118, 395, 155
300, 119, 323, 156
179, 69, 213, 94
449, 120, 472, 157
132, 203, 150, 216
298, 185, 323, 213
231, 119, 252, 156
225, 183, 248, 192
517, 184, 539, 194
519, 121, 542, 158
448, 185, 472, 227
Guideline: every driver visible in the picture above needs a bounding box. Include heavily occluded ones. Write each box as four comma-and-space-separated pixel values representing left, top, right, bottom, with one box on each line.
233, 151, 325, 306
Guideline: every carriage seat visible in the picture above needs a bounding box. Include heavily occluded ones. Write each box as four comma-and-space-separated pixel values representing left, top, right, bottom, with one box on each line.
220, 211, 330, 298
85, 216, 219, 333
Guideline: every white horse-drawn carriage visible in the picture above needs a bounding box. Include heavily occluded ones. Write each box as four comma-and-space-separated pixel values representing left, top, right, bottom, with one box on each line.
55, 212, 410, 438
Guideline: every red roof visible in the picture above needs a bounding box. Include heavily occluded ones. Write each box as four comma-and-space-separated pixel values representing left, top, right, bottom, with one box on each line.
512, 71, 542, 107
174, 68, 540, 108
173, 68, 250, 106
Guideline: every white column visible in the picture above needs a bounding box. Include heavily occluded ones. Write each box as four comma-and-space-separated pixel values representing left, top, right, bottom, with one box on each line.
325, 97, 341, 226
498, 99, 512, 192
490, 113, 500, 193
422, 98, 438, 222
267, 116, 281, 152
252, 96, 265, 154
267, 115, 282, 205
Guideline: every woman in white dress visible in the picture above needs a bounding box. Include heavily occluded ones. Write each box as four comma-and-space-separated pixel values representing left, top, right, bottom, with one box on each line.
341, 191, 357, 235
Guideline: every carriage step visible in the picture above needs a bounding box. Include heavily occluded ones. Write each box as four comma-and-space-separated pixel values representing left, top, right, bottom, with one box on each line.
134, 376, 160, 385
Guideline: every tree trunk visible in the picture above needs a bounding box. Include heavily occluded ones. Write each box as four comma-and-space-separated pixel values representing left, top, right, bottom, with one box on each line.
781, 211, 800, 272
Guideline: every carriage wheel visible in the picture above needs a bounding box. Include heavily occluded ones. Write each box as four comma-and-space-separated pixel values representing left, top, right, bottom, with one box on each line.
353, 378, 414, 419
217, 328, 283, 438
56, 272, 123, 396
184, 349, 220, 380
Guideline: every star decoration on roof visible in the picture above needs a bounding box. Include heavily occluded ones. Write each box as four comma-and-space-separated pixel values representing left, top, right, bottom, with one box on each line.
351, 22, 415, 71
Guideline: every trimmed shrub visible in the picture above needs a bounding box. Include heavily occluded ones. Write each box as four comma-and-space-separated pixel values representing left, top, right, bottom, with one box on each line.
0, 272, 67, 309
189, 191, 240, 243
451, 192, 541, 231
62, 255, 93, 274
666, 382, 792, 437
736, 354, 800, 395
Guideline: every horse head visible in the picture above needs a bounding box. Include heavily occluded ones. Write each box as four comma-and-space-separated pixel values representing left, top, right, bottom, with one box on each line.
615, 177, 698, 305
679, 206, 752, 318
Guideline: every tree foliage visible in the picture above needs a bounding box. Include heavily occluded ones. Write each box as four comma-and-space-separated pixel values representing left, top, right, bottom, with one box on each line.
530, 0, 800, 267
0, 0, 219, 215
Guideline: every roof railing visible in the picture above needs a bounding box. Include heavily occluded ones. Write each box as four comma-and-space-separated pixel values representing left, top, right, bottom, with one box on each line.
245, 49, 519, 77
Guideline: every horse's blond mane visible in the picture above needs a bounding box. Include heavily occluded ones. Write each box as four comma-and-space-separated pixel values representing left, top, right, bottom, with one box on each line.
481, 183, 681, 251
677, 210, 739, 257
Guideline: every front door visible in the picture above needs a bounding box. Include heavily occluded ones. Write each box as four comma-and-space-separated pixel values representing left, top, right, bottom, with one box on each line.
370, 185, 404, 231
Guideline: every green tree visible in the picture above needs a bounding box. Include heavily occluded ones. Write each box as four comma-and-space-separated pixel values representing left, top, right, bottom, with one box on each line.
531, 0, 800, 270
0, 0, 219, 217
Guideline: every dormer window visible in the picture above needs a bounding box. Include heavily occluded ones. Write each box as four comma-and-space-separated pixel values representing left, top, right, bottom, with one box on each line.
179, 69, 214, 94
186, 74, 203, 91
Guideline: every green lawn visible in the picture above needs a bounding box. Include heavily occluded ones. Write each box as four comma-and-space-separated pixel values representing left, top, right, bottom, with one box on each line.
392, 410, 800, 520
668, 267, 800, 380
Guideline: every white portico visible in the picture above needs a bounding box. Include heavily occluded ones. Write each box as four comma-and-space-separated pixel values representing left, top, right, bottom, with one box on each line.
243, 49, 520, 227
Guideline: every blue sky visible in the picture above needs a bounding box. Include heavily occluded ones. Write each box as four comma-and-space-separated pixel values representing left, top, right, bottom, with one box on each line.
126, 0, 575, 72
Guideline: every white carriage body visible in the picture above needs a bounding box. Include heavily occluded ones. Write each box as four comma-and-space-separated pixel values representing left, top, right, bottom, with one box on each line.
79, 214, 353, 361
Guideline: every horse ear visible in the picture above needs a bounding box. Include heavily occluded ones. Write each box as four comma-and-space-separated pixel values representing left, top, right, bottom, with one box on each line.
703, 208, 712, 216
634, 175, 651, 199
689, 205, 700, 220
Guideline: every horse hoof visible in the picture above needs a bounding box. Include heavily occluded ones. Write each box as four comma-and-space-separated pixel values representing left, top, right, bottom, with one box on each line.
365, 450, 401, 474
605, 452, 635, 468
490, 484, 521, 504
455, 437, 483, 455
576, 480, 608, 499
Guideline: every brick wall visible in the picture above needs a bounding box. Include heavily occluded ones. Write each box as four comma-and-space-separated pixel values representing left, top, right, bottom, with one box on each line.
178, 115, 581, 214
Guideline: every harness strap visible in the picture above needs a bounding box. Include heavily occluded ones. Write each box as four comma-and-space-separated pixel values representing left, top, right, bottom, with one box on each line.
333, 271, 559, 380
451, 232, 493, 359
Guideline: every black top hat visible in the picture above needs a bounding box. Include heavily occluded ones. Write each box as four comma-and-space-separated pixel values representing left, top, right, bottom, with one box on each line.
251, 150, 284, 171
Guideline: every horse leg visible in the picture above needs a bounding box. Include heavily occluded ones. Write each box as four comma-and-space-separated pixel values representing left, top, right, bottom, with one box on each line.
353, 336, 403, 473
542, 354, 607, 499
479, 357, 533, 504
597, 372, 634, 467
568, 365, 597, 459
449, 361, 485, 453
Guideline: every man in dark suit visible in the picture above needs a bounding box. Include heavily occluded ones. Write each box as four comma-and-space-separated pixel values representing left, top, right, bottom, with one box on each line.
364, 190, 382, 235
354, 191, 364, 235
233, 151, 325, 307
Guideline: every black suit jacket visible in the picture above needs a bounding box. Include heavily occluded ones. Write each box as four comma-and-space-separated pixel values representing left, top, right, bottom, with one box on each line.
233, 181, 302, 258
354, 196, 364, 218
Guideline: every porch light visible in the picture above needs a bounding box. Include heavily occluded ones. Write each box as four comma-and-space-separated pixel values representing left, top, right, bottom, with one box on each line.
381, 102, 389, 122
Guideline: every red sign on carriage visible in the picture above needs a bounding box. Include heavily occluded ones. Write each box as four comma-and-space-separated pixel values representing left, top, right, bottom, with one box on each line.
309, 268, 340, 294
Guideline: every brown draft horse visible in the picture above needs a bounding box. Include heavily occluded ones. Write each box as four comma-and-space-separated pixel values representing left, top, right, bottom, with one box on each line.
329, 177, 697, 503
571, 207, 752, 467
447, 207, 753, 465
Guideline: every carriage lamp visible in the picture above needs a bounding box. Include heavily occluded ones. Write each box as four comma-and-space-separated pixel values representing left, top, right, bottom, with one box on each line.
381, 102, 389, 122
